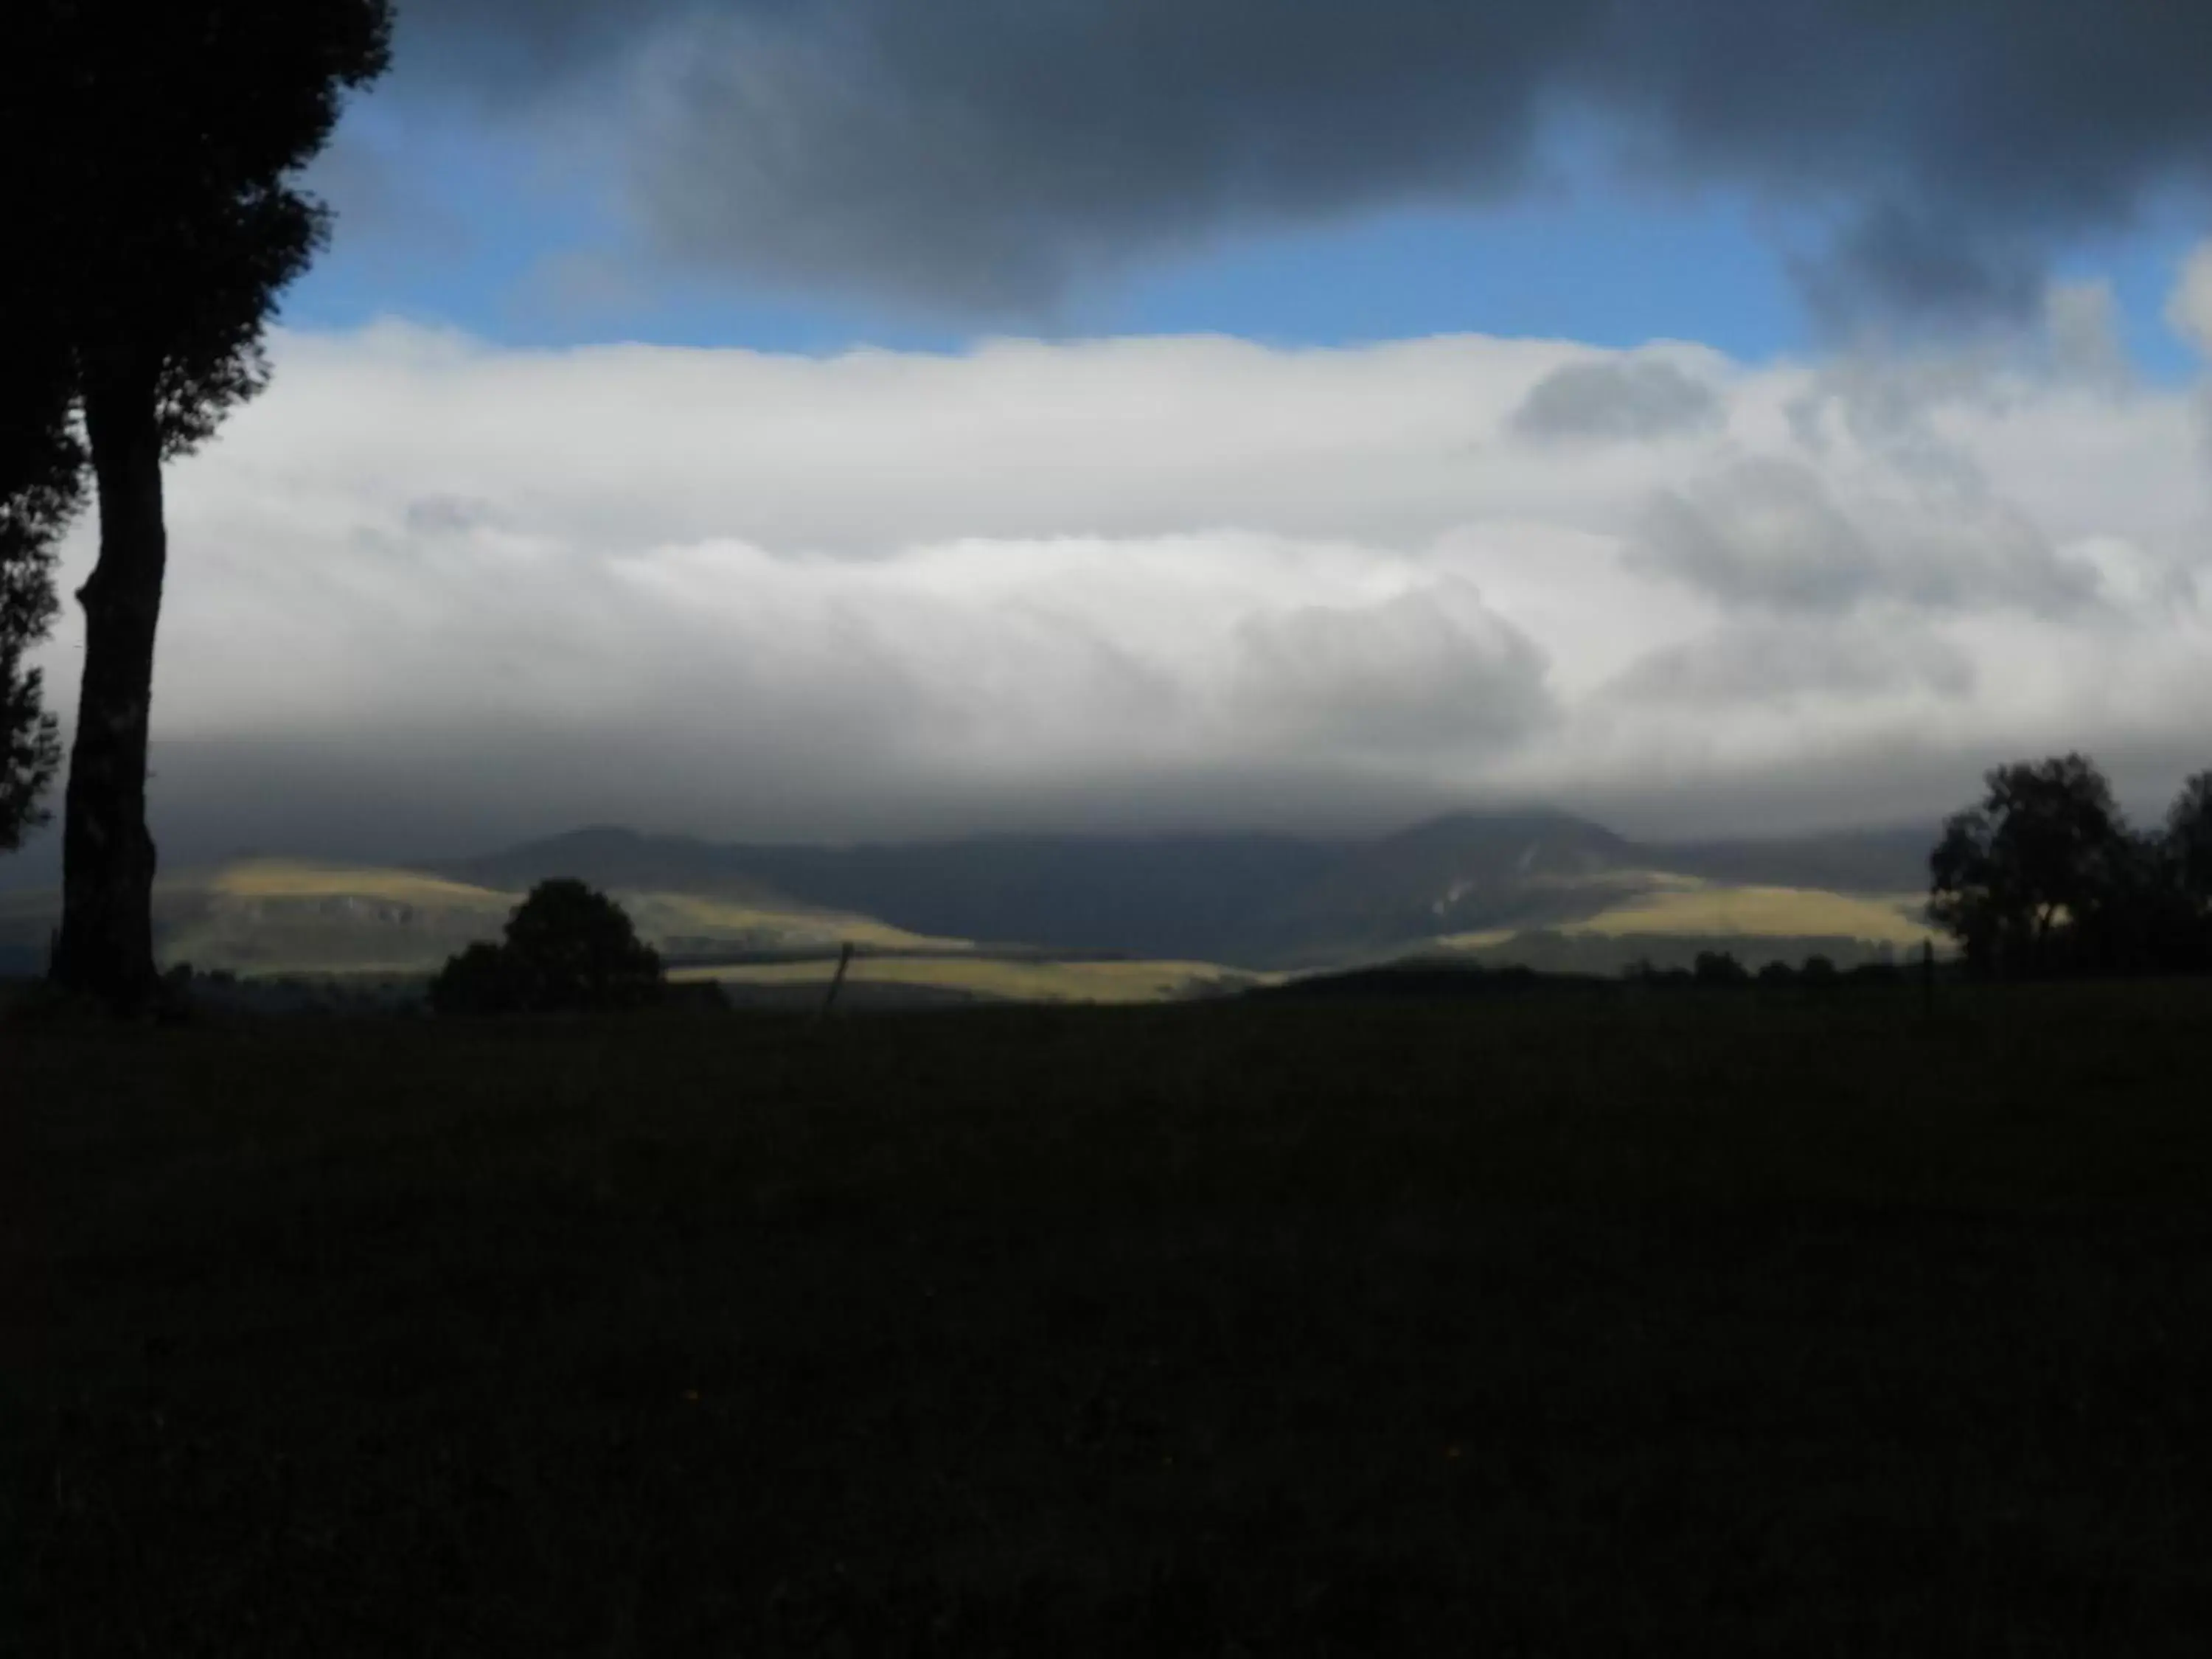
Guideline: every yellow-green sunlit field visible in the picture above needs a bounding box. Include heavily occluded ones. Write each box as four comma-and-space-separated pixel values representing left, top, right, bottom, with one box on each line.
675, 954, 1278, 1004
1438, 874, 1936, 954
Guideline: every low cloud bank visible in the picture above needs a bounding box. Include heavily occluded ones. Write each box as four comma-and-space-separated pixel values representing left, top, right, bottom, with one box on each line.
16, 282, 2212, 876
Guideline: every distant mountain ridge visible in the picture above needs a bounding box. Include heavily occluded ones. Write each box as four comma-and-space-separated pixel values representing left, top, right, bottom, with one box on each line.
0, 808, 1942, 984
434, 809, 1938, 969
445, 826, 1346, 964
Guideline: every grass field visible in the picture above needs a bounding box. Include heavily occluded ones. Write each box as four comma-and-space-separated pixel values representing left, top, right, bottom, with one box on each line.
675, 955, 1274, 1004
8, 982, 2212, 1654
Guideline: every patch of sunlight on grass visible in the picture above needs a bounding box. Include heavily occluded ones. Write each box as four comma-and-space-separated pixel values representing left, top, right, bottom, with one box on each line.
1431, 928, 1519, 952
629, 892, 970, 954
674, 955, 1279, 1004
199, 861, 512, 909
161, 864, 967, 968
1562, 882, 1935, 946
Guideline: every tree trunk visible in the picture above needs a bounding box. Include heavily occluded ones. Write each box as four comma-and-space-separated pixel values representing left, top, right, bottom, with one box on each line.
50, 365, 167, 1009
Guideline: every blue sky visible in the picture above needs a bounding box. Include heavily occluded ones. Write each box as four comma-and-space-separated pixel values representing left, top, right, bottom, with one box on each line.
288, 88, 2209, 378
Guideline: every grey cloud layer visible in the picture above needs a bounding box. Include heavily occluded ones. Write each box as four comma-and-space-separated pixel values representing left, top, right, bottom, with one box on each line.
397, 0, 2212, 324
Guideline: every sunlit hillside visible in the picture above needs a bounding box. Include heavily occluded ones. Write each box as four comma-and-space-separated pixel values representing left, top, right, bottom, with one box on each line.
1561, 878, 1935, 948
0, 821, 1947, 991
0, 860, 971, 978
675, 955, 1276, 1006
1521, 874, 1933, 950
619, 892, 968, 959
201, 862, 508, 909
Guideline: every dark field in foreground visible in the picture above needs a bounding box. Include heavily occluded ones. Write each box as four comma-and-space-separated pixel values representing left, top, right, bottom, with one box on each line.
7, 984, 2212, 1655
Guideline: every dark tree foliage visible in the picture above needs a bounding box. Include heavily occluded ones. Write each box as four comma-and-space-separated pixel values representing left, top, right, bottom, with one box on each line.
0, 334, 82, 852
3, 1, 393, 1005
2171, 773, 2212, 912
1930, 754, 2125, 974
432, 881, 666, 1016
1931, 754, 2212, 978
1692, 950, 1749, 987
428, 942, 524, 1018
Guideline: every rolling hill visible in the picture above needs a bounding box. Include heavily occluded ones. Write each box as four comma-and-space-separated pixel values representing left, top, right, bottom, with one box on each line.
442, 809, 1938, 970
442, 827, 1344, 963
0, 810, 1943, 991
0, 860, 966, 982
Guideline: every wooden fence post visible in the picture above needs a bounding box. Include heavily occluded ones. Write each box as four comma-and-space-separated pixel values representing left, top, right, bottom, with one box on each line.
818, 942, 855, 1021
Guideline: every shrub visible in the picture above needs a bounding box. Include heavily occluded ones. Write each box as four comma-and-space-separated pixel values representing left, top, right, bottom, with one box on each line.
431, 880, 664, 1015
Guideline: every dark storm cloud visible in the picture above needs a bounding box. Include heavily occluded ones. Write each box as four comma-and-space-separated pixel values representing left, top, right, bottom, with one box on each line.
1791, 210, 2046, 341
1512, 357, 1724, 443
389, 0, 706, 98
395, 0, 2212, 324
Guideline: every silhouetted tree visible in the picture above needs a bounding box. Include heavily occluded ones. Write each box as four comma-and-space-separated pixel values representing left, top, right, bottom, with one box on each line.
1693, 950, 1748, 987
431, 881, 665, 1015
503, 880, 666, 1010
2170, 773, 2212, 915
2159, 773, 2212, 971
0, 335, 80, 852
6, 2, 392, 1005
1929, 754, 2212, 978
1930, 754, 2130, 976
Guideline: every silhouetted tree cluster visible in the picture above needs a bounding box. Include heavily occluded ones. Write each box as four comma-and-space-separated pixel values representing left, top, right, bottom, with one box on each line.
1931, 754, 2212, 978
5, 2, 392, 1004
431, 881, 666, 1016
1624, 951, 1890, 988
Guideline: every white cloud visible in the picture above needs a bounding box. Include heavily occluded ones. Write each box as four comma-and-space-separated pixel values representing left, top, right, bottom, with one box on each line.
21, 317, 2212, 867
